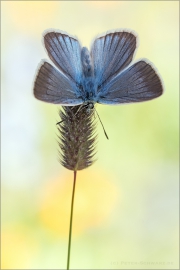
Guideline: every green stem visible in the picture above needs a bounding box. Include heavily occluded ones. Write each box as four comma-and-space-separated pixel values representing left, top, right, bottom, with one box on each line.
67, 171, 77, 270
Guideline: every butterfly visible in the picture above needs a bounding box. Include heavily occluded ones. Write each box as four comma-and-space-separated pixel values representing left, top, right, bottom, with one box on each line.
33, 29, 163, 110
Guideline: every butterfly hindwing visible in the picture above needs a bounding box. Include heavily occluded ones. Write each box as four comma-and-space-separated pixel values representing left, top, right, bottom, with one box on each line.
91, 31, 137, 88
43, 31, 83, 85
33, 61, 83, 105
97, 60, 163, 104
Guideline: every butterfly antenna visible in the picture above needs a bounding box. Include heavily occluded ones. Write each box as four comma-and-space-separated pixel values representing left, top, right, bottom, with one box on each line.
94, 107, 109, 140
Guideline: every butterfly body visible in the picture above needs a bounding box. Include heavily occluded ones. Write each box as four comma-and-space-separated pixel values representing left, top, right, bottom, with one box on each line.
33, 30, 163, 107
78, 47, 97, 107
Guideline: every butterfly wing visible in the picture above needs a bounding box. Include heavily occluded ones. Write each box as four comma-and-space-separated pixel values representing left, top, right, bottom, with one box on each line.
43, 30, 83, 85
91, 30, 137, 88
97, 60, 163, 104
33, 61, 83, 105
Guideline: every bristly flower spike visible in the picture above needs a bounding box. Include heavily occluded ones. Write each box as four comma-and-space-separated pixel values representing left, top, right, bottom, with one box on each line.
57, 105, 97, 171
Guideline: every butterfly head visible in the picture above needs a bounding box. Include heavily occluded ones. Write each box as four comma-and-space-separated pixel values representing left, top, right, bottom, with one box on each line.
84, 102, 94, 114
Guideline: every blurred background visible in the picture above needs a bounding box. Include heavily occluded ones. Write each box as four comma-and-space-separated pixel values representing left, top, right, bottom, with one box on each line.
1, 1, 179, 269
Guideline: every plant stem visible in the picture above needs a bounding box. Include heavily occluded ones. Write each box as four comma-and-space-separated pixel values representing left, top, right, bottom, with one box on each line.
67, 171, 77, 270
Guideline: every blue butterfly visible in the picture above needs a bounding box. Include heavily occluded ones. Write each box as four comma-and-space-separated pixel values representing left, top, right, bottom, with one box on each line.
33, 29, 163, 109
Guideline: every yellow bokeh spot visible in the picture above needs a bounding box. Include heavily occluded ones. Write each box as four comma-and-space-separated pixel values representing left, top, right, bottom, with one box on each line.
1, 228, 38, 269
38, 170, 119, 237
3, 1, 60, 35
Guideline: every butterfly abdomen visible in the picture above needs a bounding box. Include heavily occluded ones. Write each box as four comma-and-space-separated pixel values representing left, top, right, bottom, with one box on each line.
80, 47, 97, 102
81, 47, 93, 77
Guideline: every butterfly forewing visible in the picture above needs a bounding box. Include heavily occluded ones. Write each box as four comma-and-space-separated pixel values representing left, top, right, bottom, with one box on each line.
91, 31, 137, 88
44, 31, 83, 85
33, 61, 83, 105
97, 60, 163, 104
